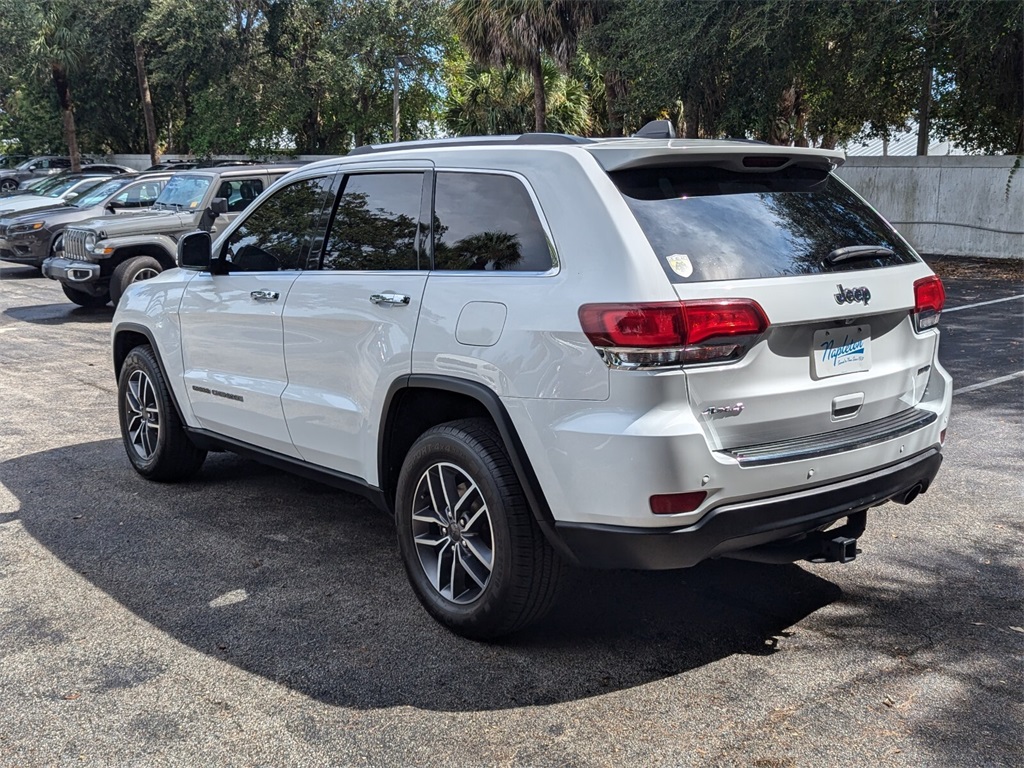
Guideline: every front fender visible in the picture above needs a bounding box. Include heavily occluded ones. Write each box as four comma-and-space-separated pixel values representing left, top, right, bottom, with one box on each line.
103, 234, 178, 267
111, 272, 196, 427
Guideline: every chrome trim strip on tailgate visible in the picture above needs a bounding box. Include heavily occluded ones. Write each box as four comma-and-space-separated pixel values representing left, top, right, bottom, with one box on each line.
722, 408, 938, 467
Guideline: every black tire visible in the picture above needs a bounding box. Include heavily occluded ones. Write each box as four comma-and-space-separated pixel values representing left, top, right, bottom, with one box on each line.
0, 178, 18, 194
395, 418, 563, 640
110, 255, 163, 305
61, 283, 110, 308
117, 344, 206, 482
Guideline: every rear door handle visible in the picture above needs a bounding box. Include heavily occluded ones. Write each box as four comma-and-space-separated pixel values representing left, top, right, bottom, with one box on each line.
251, 290, 280, 302
370, 292, 411, 307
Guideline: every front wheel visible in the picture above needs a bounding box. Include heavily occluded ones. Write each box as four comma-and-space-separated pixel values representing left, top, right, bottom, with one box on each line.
0, 178, 18, 194
395, 418, 563, 640
110, 255, 163, 305
61, 283, 110, 308
117, 345, 206, 481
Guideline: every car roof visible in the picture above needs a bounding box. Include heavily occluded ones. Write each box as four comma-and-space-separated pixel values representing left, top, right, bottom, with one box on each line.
335, 132, 846, 173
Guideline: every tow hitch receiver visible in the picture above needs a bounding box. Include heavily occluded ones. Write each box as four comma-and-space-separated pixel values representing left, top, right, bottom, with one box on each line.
824, 536, 858, 564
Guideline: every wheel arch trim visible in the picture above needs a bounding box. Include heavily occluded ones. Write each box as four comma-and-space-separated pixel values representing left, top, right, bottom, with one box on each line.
380, 374, 579, 564
112, 322, 190, 426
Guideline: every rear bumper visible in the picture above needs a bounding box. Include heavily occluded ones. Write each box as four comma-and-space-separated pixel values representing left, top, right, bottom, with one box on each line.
553, 448, 942, 569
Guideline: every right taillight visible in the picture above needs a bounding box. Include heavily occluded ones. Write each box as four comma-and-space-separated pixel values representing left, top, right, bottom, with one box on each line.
578, 299, 769, 370
913, 275, 945, 332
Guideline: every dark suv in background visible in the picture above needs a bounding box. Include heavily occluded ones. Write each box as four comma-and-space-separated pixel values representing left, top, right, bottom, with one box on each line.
43, 163, 300, 306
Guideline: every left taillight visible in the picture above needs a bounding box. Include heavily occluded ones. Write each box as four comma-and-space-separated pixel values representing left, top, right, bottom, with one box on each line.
912, 275, 945, 332
578, 299, 769, 370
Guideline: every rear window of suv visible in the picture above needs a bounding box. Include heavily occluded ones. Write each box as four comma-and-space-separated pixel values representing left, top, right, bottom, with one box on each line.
611, 165, 918, 283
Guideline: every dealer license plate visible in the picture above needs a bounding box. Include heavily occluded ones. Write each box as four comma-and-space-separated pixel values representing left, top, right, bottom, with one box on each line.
812, 326, 871, 378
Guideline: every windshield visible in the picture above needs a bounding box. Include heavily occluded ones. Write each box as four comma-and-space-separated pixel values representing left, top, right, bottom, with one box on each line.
41, 177, 85, 198
611, 165, 919, 283
154, 175, 211, 210
24, 175, 63, 193
54, 177, 108, 199
72, 177, 134, 208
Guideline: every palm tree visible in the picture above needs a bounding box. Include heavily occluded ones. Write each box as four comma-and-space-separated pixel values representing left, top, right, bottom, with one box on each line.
452, 0, 594, 133
31, 1, 86, 171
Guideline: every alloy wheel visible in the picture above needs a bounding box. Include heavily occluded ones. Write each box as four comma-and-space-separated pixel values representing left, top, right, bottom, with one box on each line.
133, 267, 160, 283
124, 369, 160, 460
411, 461, 494, 604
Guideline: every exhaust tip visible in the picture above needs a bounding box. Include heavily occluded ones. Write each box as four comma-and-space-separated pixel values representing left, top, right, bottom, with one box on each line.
895, 484, 923, 506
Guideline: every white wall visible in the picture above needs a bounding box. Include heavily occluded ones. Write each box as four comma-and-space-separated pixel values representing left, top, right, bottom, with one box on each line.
836, 156, 1023, 259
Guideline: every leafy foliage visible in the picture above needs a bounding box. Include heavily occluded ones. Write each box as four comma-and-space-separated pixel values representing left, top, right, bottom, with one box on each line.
0, 0, 1018, 157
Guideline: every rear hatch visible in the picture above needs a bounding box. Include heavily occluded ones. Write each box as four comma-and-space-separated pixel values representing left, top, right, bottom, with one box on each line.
604, 153, 937, 452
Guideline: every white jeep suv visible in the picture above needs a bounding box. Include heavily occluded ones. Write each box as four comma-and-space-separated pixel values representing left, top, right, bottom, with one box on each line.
111, 128, 951, 639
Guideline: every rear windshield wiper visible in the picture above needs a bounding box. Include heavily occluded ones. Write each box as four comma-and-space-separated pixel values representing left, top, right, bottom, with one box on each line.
825, 245, 895, 265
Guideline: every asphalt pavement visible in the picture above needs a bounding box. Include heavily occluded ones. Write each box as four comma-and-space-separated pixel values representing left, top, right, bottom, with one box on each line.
0, 258, 1021, 767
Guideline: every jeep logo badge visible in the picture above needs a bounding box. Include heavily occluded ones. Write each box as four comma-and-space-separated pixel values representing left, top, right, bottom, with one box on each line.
835, 284, 871, 306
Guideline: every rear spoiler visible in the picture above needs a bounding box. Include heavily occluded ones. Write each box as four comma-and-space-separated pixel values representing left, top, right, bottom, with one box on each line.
585, 139, 845, 174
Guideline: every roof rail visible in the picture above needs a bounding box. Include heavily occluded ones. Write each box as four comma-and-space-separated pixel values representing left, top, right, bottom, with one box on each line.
348, 133, 593, 156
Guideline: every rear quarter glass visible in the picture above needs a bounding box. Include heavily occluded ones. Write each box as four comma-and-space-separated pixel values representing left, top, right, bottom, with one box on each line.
611, 165, 919, 283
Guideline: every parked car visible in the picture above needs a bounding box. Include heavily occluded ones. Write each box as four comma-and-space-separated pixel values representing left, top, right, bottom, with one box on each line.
44, 163, 300, 306
110, 127, 951, 639
0, 173, 169, 275
0, 174, 113, 217
0, 155, 95, 194
80, 163, 136, 175
144, 161, 198, 172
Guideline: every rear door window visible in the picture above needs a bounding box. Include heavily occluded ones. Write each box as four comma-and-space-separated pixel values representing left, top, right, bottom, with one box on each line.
611, 165, 918, 283
432, 172, 554, 272
322, 172, 425, 271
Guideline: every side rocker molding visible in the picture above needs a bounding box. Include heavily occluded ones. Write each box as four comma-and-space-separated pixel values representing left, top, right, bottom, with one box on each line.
381, 374, 581, 565
185, 428, 390, 511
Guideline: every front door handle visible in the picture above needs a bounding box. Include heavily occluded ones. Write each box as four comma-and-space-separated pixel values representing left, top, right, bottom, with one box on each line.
370, 292, 411, 307
251, 290, 280, 302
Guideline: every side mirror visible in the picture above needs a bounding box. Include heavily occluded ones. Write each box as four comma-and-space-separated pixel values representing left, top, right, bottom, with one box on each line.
210, 197, 228, 215
105, 201, 120, 213
178, 230, 212, 270
64, 191, 79, 201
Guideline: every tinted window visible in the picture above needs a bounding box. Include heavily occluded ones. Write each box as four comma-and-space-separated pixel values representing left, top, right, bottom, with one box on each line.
222, 176, 332, 272
322, 173, 423, 271
216, 178, 265, 212
612, 165, 918, 283
432, 172, 552, 272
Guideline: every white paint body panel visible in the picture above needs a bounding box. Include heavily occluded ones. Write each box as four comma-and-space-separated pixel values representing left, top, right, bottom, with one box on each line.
112, 139, 952, 537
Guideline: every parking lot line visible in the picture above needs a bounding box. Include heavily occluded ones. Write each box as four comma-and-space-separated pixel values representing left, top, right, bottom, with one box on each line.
953, 370, 1024, 395
944, 294, 1024, 313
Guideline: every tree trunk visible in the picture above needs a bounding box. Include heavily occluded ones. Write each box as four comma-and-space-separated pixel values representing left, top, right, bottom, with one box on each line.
916, 3, 935, 156
531, 55, 546, 133
682, 95, 699, 139
134, 42, 158, 166
603, 70, 626, 137
51, 64, 80, 172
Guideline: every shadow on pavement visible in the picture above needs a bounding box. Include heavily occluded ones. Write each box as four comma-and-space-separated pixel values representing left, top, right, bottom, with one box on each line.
3, 439, 840, 712
0, 265, 45, 280
3, 302, 113, 325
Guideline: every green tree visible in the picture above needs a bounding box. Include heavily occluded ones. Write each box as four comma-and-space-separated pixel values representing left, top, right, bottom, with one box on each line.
444, 55, 591, 136
30, 0, 90, 169
452, 0, 594, 133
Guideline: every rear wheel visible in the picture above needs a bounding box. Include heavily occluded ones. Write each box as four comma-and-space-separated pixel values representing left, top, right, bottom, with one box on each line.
395, 418, 563, 640
117, 345, 206, 481
110, 255, 163, 305
61, 283, 110, 308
